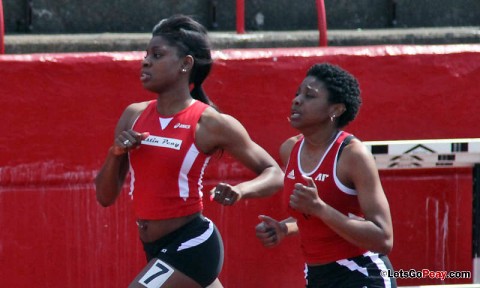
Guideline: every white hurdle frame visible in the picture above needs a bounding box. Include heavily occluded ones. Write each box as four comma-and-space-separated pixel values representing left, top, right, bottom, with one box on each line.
364, 138, 480, 169
364, 138, 480, 284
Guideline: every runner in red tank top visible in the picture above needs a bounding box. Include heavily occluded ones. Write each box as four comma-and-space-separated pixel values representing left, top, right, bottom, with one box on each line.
95, 15, 283, 288
256, 63, 397, 287
129, 99, 211, 220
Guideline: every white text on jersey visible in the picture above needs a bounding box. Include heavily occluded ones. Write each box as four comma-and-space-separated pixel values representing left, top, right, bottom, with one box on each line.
315, 173, 329, 181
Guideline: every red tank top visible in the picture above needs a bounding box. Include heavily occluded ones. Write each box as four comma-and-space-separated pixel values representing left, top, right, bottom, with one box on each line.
284, 131, 366, 264
129, 100, 210, 219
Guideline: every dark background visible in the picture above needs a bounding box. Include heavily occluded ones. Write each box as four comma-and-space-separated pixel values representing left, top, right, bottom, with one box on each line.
3, 0, 480, 34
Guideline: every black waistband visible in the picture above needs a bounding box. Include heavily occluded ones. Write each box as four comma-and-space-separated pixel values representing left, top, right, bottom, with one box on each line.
142, 214, 206, 248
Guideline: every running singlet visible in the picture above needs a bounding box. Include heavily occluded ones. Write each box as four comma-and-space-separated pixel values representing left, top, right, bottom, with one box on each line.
284, 131, 366, 264
129, 100, 211, 220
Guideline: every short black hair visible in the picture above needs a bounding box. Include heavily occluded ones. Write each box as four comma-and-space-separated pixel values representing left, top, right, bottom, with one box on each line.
306, 63, 361, 128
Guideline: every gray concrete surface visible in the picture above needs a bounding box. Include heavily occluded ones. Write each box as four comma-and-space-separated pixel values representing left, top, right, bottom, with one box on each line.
3, 27, 480, 54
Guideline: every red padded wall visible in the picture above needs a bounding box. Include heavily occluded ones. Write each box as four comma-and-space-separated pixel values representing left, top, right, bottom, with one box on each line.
1, 45, 479, 287
381, 168, 473, 286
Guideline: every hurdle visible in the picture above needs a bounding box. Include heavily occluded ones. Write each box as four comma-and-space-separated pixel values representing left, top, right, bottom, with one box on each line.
365, 138, 480, 169
365, 138, 480, 285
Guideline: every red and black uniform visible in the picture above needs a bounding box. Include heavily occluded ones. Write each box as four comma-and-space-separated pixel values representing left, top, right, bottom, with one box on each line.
129, 99, 210, 219
128, 100, 223, 287
284, 131, 396, 288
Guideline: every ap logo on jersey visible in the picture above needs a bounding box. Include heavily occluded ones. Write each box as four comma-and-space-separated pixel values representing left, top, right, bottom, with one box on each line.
315, 173, 329, 181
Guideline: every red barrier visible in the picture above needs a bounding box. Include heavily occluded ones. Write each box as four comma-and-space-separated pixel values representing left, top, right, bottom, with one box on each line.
235, 0, 327, 45
381, 168, 473, 286
1, 45, 480, 287
0, 0, 4, 54
236, 0, 245, 34
316, 0, 328, 46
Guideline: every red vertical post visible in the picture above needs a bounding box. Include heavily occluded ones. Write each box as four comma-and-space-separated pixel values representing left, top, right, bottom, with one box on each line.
0, 0, 5, 54
316, 0, 328, 47
236, 0, 245, 34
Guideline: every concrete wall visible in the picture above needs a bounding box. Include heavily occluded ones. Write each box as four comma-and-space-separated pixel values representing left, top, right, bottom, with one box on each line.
3, 0, 480, 34
1, 45, 480, 287
394, 0, 480, 28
